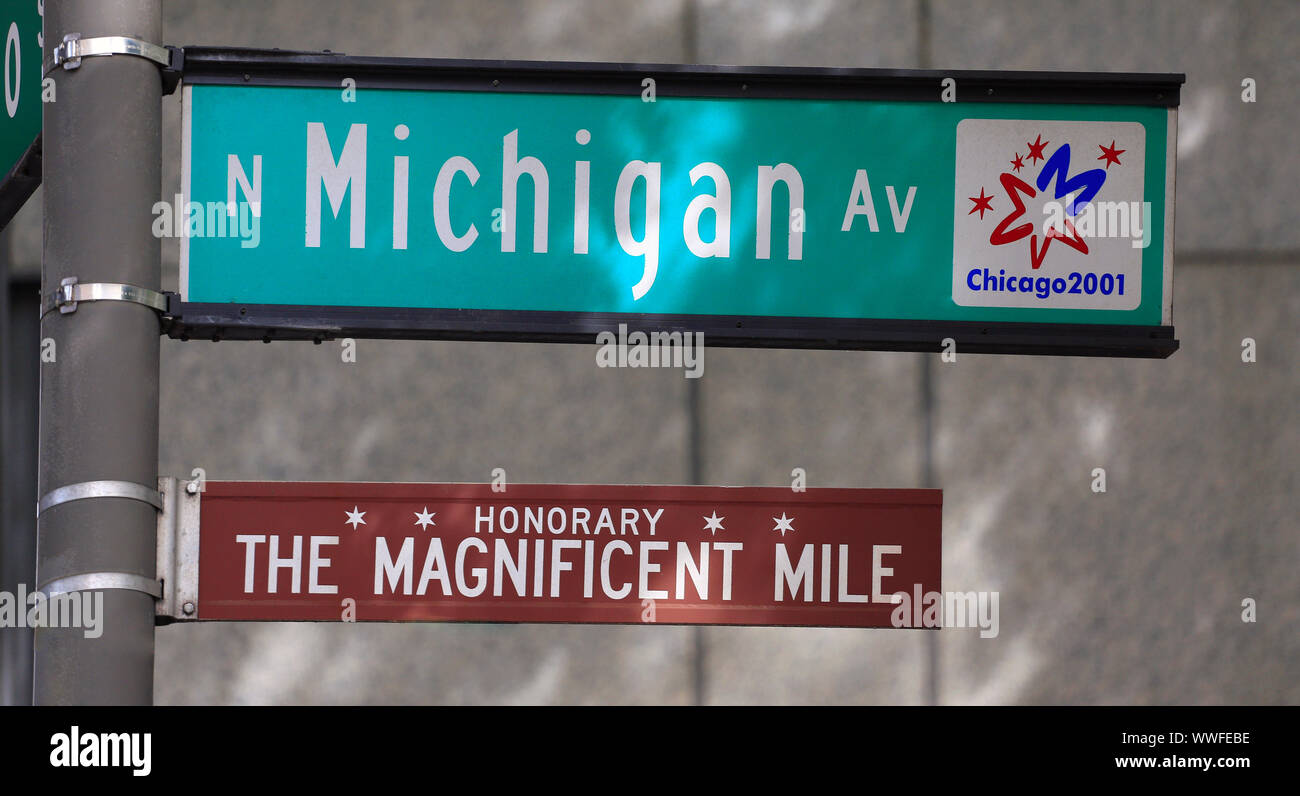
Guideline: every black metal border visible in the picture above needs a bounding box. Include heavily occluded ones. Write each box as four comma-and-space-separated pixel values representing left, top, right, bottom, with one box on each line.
163, 298, 1178, 359
178, 46, 1183, 106
0, 133, 41, 232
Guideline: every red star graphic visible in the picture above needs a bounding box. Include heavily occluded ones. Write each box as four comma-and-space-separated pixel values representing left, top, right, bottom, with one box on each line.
988, 172, 1089, 269
968, 187, 994, 219
1009, 152, 1026, 173
1026, 134, 1049, 164
1036, 217, 1089, 268
1097, 140, 1125, 169
989, 173, 1036, 247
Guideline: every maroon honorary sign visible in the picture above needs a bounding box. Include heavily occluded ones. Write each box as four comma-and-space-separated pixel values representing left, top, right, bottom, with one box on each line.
198, 482, 941, 627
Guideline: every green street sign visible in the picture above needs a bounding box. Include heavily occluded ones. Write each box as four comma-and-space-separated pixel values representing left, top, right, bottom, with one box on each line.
0, 0, 43, 228
172, 50, 1182, 356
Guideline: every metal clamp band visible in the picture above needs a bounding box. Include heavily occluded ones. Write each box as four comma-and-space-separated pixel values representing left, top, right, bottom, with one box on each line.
40, 572, 162, 600
42, 277, 169, 318
38, 479, 164, 517
44, 33, 173, 76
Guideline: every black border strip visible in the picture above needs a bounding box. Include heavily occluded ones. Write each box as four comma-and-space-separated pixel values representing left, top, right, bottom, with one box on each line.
163, 299, 1178, 359
0, 132, 41, 232
178, 46, 1183, 106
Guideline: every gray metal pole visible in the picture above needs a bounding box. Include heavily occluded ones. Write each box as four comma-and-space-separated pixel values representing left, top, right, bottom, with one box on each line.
35, 0, 162, 705
0, 227, 10, 703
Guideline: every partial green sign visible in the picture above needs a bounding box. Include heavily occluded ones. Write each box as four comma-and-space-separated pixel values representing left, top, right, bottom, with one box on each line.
0, 0, 43, 223
177, 57, 1180, 355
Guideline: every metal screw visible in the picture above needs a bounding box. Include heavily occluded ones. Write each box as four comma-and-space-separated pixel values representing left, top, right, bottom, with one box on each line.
492, 79, 500, 87
182, 602, 195, 615
185, 481, 199, 495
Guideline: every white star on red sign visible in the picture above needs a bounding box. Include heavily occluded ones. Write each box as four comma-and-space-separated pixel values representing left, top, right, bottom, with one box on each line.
414, 507, 437, 531
345, 506, 367, 529
702, 511, 725, 536
772, 513, 795, 537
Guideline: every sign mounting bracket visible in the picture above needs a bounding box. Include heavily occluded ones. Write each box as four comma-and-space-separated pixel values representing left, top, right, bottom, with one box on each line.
43, 276, 170, 318
155, 478, 201, 623
44, 33, 184, 94
45, 32, 171, 74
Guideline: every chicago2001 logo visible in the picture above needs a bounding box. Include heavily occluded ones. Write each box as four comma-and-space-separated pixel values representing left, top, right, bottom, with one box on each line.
952, 118, 1148, 311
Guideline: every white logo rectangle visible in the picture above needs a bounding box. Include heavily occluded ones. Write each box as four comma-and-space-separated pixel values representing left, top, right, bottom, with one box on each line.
952, 119, 1145, 311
